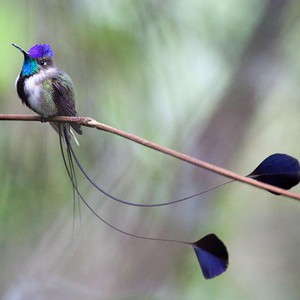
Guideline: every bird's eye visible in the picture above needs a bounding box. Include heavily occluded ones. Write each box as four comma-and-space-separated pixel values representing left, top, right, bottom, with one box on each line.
39, 60, 47, 66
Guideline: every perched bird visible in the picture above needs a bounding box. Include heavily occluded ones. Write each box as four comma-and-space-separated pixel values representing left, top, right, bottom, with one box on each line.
12, 43, 82, 142
12, 43, 229, 281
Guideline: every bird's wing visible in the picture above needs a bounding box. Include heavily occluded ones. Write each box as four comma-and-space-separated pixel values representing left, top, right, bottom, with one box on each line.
51, 73, 82, 134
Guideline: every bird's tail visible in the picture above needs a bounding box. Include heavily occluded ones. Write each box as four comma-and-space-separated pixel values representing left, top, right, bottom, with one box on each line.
57, 124, 228, 280
51, 122, 80, 146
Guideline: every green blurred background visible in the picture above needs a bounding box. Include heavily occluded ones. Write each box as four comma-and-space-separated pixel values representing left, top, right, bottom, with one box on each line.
1, 0, 300, 299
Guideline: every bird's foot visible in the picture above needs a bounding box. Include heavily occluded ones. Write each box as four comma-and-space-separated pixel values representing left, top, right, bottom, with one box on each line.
40, 116, 48, 123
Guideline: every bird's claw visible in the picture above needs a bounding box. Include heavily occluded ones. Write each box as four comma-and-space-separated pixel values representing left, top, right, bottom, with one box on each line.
40, 116, 48, 123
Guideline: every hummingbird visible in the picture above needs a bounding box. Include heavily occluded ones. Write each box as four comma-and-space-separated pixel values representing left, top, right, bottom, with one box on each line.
12, 43, 229, 280
12, 43, 82, 142
12, 46, 300, 280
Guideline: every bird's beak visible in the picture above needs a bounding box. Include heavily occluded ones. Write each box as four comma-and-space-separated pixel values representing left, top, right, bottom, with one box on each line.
12, 43, 30, 58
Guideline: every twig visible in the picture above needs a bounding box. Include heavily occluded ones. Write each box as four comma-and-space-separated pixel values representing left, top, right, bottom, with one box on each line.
1, 113, 300, 201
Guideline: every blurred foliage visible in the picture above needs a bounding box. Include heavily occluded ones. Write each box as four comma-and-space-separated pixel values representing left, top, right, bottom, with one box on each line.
1, 0, 300, 299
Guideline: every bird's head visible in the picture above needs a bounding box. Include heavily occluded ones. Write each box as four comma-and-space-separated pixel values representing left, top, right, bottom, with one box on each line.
12, 43, 55, 76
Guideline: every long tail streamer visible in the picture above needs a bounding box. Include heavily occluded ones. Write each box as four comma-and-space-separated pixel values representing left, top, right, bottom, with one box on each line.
58, 124, 229, 279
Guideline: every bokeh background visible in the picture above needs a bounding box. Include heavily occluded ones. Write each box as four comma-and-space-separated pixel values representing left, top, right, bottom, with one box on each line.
1, 0, 300, 299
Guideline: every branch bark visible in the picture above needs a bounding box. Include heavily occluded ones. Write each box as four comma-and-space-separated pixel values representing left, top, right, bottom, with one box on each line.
1, 113, 300, 201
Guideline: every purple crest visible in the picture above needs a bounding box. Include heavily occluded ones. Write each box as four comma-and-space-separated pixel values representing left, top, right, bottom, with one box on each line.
28, 44, 54, 59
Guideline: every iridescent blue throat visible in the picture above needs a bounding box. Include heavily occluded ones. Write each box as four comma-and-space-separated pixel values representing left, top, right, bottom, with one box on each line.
21, 57, 38, 76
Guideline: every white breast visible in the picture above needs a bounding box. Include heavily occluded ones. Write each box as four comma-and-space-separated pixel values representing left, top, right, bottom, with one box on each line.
23, 68, 58, 116
24, 75, 42, 112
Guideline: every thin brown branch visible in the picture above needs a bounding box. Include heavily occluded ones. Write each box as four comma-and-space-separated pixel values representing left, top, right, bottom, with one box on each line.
1, 113, 300, 201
